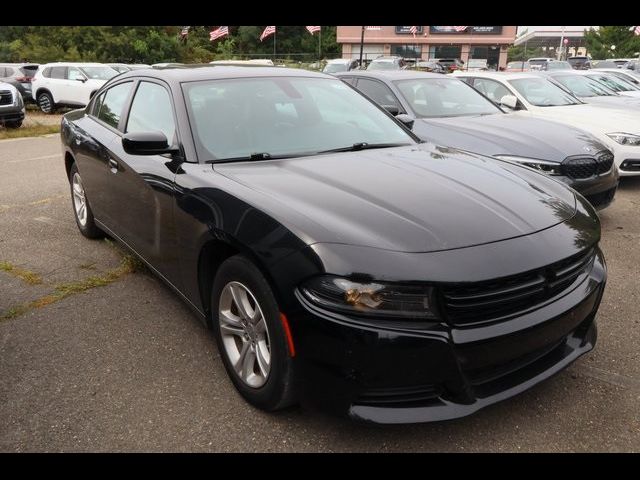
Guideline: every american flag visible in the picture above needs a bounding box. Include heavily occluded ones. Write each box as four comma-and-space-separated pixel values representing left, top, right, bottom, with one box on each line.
409, 26, 417, 37
210, 26, 229, 41
306, 26, 321, 35
260, 26, 276, 41
365, 26, 381, 30
635, 25, 640, 36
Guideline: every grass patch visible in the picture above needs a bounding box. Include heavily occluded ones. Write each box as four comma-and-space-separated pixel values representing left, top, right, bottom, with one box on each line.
0, 123, 60, 140
0, 255, 143, 321
0, 261, 43, 285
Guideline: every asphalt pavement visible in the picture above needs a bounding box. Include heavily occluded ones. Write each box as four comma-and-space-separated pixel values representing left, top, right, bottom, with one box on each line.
0, 134, 639, 452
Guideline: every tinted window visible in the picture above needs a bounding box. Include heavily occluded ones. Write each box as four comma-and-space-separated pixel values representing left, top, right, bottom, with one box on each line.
182, 77, 413, 161
42, 67, 51, 78
355, 78, 401, 108
96, 82, 133, 129
472, 78, 512, 103
50, 67, 66, 79
395, 78, 500, 117
126, 82, 176, 144
0, 67, 6, 77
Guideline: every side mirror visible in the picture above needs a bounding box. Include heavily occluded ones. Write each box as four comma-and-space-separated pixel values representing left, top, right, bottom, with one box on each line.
382, 104, 400, 116
122, 131, 178, 155
395, 114, 414, 130
499, 95, 519, 110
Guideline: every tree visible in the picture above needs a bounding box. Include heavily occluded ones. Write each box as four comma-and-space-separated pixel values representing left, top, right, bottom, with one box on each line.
584, 26, 640, 59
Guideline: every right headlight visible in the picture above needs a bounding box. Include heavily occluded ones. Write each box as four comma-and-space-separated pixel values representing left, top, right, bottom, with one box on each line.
299, 275, 437, 320
606, 133, 640, 146
494, 155, 563, 175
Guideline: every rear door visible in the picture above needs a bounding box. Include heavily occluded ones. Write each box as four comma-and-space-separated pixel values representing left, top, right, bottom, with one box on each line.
47, 66, 68, 103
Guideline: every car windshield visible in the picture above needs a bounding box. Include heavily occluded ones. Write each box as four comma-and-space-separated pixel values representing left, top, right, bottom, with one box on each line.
394, 77, 500, 118
323, 63, 348, 73
546, 61, 572, 70
507, 61, 529, 69
368, 61, 398, 70
508, 77, 582, 106
587, 73, 640, 92
182, 76, 415, 161
551, 74, 617, 97
80, 66, 119, 80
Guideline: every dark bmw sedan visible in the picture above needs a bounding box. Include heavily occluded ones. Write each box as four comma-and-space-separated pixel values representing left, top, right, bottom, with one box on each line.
60, 66, 606, 424
336, 70, 619, 210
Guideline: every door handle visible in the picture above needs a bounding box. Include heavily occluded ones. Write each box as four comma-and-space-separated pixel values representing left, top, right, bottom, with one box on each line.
108, 157, 119, 173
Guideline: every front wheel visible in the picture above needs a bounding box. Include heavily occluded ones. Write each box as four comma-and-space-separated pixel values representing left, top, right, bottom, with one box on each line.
69, 163, 103, 239
37, 92, 56, 114
3, 120, 22, 129
211, 255, 297, 411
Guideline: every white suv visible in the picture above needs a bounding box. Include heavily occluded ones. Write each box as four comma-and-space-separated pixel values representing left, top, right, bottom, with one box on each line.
31, 62, 119, 113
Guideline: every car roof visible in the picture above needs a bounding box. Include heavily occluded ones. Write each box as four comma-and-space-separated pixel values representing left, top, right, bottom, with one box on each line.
335, 70, 448, 81
111, 65, 333, 82
41, 62, 110, 67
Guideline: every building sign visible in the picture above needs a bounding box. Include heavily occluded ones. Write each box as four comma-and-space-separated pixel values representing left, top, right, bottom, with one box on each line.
429, 26, 503, 34
395, 26, 424, 34
471, 26, 502, 34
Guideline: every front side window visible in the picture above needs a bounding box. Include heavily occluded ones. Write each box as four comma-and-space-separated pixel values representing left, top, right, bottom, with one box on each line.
126, 82, 176, 144
355, 78, 401, 109
67, 67, 86, 81
471, 78, 512, 104
395, 78, 501, 117
508, 77, 582, 106
96, 82, 133, 129
80, 66, 119, 80
182, 76, 414, 161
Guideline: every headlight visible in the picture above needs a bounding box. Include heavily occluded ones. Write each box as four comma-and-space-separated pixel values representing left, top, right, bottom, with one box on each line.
494, 155, 562, 175
606, 133, 640, 146
299, 276, 437, 320
13, 92, 23, 107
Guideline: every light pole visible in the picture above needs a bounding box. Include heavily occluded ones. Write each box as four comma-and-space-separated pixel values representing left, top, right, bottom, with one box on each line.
558, 26, 566, 60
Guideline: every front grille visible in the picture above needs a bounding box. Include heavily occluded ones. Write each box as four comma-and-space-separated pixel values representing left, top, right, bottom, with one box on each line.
585, 187, 616, 209
0, 90, 12, 106
355, 384, 442, 407
562, 152, 613, 179
441, 248, 595, 326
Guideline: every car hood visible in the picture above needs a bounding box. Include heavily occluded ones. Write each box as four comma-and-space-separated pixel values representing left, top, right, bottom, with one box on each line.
412, 114, 606, 162
582, 96, 640, 108
522, 103, 640, 135
215, 144, 576, 253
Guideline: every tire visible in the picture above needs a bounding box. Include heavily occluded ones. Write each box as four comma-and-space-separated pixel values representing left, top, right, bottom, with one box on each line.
211, 255, 297, 411
37, 91, 56, 114
4, 120, 22, 129
68, 163, 104, 239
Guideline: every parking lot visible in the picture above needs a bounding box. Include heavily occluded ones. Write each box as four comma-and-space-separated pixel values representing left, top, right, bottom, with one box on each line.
1, 133, 639, 452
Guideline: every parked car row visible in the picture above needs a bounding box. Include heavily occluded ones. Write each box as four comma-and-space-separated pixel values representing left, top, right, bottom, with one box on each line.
59, 63, 632, 425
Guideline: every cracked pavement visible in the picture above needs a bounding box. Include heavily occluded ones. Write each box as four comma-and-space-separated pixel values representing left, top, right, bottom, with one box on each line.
0, 134, 639, 452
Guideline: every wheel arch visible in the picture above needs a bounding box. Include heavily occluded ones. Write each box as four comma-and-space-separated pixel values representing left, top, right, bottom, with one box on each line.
34, 87, 54, 103
64, 150, 76, 181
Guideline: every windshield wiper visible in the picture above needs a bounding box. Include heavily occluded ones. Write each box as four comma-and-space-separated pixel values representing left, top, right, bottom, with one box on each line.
317, 142, 412, 154
207, 152, 308, 164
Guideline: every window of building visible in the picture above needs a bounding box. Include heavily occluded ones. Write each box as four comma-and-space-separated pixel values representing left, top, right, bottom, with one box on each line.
429, 46, 462, 60
390, 45, 422, 59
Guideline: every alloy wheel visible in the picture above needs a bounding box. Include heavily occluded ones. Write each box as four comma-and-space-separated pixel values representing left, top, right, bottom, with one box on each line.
72, 172, 87, 227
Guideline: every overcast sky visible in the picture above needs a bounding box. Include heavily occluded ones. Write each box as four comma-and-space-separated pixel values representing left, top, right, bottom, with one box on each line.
517, 26, 595, 35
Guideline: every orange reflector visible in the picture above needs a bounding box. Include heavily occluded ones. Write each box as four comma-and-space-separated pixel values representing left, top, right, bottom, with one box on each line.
279, 312, 296, 357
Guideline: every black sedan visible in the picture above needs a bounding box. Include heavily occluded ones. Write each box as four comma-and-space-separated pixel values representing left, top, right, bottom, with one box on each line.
336, 70, 619, 210
61, 66, 606, 424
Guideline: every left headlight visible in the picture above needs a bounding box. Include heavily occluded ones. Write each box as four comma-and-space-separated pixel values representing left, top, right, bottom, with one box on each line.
494, 155, 562, 175
14, 91, 23, 107
299, 275, 437, 320
606, 132, 640, 146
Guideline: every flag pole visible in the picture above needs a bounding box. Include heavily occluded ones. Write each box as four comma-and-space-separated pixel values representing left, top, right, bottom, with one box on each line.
274, 28, 277, 59
359, 26, 365, 67
319, 27, 322, 61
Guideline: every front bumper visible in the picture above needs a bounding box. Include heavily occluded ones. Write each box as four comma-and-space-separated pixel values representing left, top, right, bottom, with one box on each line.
556, 172, 618, 210
0, 105, 25, 123
290, 249, 606, 424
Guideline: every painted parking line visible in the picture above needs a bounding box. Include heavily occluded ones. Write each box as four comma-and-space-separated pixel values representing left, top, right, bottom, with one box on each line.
8, 154, 60, 164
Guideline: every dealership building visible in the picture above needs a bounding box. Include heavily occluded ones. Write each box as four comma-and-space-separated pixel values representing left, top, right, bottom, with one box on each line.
336, 26, 517, 70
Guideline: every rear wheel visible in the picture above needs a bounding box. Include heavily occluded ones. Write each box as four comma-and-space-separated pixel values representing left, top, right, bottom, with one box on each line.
3, 120, 22, 129
69, 163, 103, 239
37, 92, 56, 114
211, 255, 297, 411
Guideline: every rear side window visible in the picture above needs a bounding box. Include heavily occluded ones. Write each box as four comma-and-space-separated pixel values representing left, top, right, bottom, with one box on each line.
0, 67, 6, 77
50, 67, 66, 79
42, 67, 51, 78
96, 82, 133, 129
126, 82, 176, 144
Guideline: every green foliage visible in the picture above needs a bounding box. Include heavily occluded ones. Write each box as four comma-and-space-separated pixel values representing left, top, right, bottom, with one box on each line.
0, 26, 341, 64
507, 45, 546, 61
584, 26, 640, 59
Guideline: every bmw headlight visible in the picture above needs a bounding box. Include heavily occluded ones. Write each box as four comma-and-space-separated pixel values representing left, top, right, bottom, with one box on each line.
299, 276, 437, 320
606, 133, 640, 146
494, 155, 562, 175
14, 91, 24, 108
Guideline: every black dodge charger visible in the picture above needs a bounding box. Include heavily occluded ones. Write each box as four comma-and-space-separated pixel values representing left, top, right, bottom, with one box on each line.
60, 66, 606, 424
